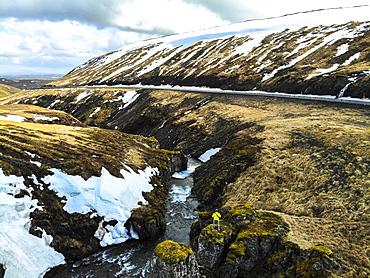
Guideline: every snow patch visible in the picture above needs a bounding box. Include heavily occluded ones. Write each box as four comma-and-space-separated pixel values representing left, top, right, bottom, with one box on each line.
343, 52, 361, 65
306, 63, 340, 80
0, 115, 26, 123
0, 170, 65, 278
90, 107, 101, 117
75, 91, 92, 102
32, 114, 60, 121
43, 166, 158, 246
335, 43, 349, 57
198, 148, 221, 163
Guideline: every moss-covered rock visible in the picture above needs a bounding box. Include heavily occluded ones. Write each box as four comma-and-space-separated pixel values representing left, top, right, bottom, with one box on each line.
154, 240, 193, 265
151, 240, 200, 278
192, 205, 337, 278
225, 204, 256, 224
196, 223, 234, 268
125, 205, 166, 239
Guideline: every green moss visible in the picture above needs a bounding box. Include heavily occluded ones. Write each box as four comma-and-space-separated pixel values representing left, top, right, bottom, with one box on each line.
267, 251, 289, 264
227, 204, 255, 218
227, 240, 247, 264
200, 223, 233, 245
154, 240, 193, 265
199, 211, 212, 218
309, 245, 333, 258
246, 211, 289, 236
293, 258, 332, 278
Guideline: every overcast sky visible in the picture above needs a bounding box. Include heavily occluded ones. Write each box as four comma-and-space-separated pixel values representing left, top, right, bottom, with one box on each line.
0, 0, 368, 76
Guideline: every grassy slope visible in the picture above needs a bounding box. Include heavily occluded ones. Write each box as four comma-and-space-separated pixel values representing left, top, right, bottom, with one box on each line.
215, 97, 370, 277
0, 104, 167, 179
1, 88, 369, 276
0, 84, 21, 97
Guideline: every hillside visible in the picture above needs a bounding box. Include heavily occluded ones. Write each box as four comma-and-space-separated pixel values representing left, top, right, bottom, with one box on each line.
2, 87, 369, 277
47, 6, 370, 99
0, 84, 21, 97
0, 103, 185, 277
0, 77, 59, 90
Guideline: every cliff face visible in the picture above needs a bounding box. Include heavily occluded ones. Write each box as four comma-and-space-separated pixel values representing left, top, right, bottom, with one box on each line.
151, 240, 200, 278
46, 6, 370, 99
152, 205, 338, 278
192, 206, 338, 278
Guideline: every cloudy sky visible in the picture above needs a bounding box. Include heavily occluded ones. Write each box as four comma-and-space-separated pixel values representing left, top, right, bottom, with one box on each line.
0, 0, 368, 76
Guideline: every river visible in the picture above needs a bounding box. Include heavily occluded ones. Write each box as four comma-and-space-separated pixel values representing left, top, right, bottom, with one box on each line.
45, 158, 200, 277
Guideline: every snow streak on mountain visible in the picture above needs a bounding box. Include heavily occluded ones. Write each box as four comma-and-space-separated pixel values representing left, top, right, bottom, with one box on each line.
49, 6, 370, 99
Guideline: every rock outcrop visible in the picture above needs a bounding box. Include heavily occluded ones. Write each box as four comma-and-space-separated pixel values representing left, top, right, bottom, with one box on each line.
189, 204, 338, 278
0, 264, 5, 278
151, 240, 200, 278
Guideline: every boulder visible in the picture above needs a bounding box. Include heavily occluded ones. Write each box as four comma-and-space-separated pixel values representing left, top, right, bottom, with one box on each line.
150, 240, 200, 278
125, 206, 166, 239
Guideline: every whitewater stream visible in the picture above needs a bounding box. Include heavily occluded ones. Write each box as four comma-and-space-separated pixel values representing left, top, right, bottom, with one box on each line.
45, 158, 201, 277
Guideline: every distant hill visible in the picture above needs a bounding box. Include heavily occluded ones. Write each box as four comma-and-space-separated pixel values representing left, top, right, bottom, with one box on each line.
0, 83, 21, 97
0, 77, 60, 90
48, 6, 370, 99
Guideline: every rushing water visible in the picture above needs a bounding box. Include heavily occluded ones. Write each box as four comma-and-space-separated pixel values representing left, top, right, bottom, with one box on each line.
45, 158, 200, 277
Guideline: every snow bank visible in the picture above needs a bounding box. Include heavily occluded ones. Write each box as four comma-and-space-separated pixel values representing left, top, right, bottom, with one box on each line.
0, 164, 159, 277
0, 115, 26, 123
43, 166, 158, 246
0, 170, 65, 278
172, 158, 201, 179
198, 148, 222, 163
31, 114, 60, 121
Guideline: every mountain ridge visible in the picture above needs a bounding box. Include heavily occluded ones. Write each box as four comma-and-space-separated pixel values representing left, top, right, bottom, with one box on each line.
47, 6, 370, 99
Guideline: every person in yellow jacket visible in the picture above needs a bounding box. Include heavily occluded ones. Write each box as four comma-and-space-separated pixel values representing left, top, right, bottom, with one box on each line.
212, 209, 221, 230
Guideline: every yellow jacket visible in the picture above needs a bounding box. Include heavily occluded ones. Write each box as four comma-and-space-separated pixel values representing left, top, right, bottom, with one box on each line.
212, 211, 221, 221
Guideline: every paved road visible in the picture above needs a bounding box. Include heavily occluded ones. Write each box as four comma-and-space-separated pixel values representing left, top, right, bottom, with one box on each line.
86, 84, 370, 106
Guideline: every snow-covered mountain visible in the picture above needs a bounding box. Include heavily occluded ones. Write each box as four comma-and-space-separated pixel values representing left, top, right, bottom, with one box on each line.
49, 6, 370, 99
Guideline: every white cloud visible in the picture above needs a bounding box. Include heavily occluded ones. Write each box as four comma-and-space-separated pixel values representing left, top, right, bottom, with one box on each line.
0, 18, 153, 75
115, 0, 228, 34
0, 0, 369, 75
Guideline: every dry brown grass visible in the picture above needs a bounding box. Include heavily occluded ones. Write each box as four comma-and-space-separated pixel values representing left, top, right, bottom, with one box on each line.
0, 84, 21, 97
207, 97, 370, 277
128, 91, 369, 276
1, 87, 368, 276
0, 104, 169, 179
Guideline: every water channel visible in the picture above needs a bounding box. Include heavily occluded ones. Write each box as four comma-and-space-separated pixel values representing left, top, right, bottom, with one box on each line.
45, 158, 201, 277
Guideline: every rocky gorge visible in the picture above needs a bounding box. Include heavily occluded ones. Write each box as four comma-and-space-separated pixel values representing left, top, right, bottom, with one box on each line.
1, 86, 369, 277
0, 6, 369, 278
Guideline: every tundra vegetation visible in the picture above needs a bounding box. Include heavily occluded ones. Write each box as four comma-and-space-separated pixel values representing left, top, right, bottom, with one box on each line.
1, 87, 368, 277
